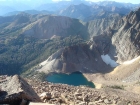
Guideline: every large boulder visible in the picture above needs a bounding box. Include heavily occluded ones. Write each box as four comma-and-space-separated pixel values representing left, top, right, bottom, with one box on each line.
40, 92, 52, 102
0, 75, 41, 105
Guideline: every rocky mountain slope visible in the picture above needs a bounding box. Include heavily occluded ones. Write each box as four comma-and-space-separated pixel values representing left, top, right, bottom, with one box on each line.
58, 3, 92, 21
0, 2, 140, 104
0, 6, 140, 87
96, 1, 138, 8
0, 13, 89, 39
5, 10, 53, 16
111, 8, 140, 62
58, 4, 130, 21
78, 8, 140, 94
87, 13, 122, 37
37, 44, 112, 74
0, 14, 88, 75
1, 75, 140, 105
28, 76, 140, 105
37, 0, 138, 14
85, 11, 123, 22
89, 7, 140, 63
36, 7, 140, 85
22, 15, 89, 39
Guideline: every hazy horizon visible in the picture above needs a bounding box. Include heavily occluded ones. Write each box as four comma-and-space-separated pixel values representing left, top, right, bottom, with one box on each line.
0, 0, 140, 5
0, 0, 140, 16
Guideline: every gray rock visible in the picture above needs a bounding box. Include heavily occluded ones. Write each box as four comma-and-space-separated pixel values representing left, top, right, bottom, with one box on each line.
40, 92, 51, 100
104, 99, 112, 104
0, 75, 41, 104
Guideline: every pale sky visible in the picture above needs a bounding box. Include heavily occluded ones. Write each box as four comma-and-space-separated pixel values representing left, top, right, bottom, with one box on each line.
0, 0, 139, 4
88, 0, 140, 4
52, 0, 140, 4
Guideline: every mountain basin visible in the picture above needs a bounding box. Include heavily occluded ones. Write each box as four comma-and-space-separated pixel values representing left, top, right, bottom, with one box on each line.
46, 72, 95, 88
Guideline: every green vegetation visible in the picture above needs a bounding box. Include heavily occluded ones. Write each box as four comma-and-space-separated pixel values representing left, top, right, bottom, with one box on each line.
136, 81, 140, 85
67, 19, 89, 40
109, 85, 125, 90
0, 14, 88, 76
0, 34, 85, 75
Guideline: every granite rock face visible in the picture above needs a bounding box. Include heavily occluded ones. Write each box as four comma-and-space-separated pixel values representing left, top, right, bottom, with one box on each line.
0, 75, 41, 104
89, 7, 140, 63
111, 8, 140, 63
87, 14, 122, 38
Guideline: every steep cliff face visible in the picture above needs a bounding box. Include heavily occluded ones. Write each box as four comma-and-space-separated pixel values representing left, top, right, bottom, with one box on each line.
87, 13, 122, 38
111, 8, 140, 63
89, 7, 140, 63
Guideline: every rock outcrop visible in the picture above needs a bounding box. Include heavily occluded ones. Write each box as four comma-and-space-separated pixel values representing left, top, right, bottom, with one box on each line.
0, 75, 41, 104
110, 8, 140, 63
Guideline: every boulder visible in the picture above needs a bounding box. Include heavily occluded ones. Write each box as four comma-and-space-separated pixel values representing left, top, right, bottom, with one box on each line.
74, 92, 82, 97
40, 92, 52, 100
0, 75, 41, 104
104, 99, 112, 104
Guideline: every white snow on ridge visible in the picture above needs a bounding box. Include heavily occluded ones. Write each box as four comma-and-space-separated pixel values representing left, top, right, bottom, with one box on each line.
40, 60, 48, 66
101, 54, 118, 67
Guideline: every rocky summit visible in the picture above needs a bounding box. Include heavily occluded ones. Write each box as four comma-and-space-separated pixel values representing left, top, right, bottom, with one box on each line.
0, 75, 140, 105
0, 75, 40, 105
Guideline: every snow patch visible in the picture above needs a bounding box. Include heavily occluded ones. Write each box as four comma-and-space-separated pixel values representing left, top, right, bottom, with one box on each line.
90, 45, 93, 50
101, 54, 118, 67
40, 60, 48, 66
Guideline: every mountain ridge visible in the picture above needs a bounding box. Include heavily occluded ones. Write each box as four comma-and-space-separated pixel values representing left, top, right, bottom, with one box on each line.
0, 1, 140, 103
0, 1, 139, 16
35, 7, 140, 84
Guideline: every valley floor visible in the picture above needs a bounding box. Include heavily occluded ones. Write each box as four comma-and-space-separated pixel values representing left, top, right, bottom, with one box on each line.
83, 56, 140, 94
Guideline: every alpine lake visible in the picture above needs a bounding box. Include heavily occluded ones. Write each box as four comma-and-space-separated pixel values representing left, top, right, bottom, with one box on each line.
46, 72, 95, 88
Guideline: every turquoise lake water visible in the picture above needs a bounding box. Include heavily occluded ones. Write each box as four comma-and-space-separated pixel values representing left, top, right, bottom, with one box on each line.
46, 72, 95, 88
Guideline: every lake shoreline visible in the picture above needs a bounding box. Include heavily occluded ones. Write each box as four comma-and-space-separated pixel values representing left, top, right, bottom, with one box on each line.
45, 71, 95, 88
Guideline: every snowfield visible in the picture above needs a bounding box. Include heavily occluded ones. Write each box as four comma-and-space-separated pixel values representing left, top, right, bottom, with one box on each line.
101, 54, 118, 67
